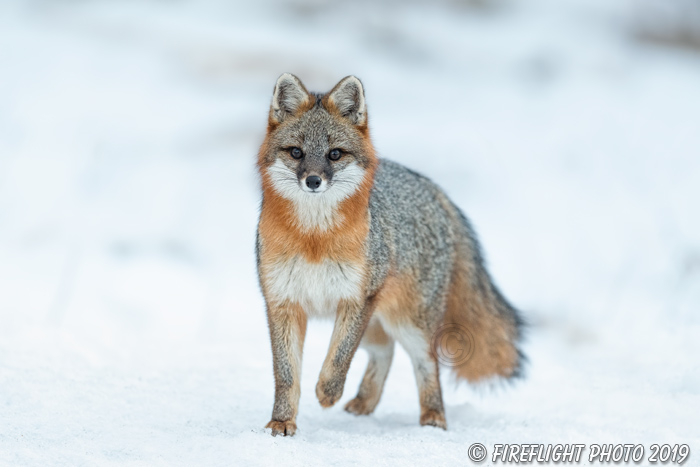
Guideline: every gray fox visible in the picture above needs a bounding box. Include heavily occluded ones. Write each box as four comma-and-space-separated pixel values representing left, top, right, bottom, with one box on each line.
256, 73, 525, 436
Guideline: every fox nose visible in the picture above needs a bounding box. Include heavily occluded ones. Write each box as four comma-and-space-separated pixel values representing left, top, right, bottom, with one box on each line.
305, 175, 322, 190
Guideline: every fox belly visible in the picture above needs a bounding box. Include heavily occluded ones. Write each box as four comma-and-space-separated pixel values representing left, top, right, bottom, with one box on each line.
264, 257, 365, 316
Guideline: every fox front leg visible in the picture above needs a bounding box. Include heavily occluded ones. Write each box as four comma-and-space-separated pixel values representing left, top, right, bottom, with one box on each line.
316, 298, 374, 408
265, 303, 307, 436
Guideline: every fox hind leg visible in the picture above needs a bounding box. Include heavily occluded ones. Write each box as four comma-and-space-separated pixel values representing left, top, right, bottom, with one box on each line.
345, 318, 395, 416
395, 326, 447, 429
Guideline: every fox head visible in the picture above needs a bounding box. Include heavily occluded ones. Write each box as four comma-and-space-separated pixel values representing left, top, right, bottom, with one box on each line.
258, 73, 377, 231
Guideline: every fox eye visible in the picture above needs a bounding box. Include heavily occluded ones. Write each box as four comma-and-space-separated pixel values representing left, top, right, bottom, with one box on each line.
290, 147, 303, 159
328, 148, 342, 161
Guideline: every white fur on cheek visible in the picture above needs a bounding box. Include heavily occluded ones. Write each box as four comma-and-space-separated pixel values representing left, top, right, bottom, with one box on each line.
266, 159, 366, 231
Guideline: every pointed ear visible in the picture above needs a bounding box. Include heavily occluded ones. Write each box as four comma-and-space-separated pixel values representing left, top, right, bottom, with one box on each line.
325, 76, 367, 125
270, 73, 312, 124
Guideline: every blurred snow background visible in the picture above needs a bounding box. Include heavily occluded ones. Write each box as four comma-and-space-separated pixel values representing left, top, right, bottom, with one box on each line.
1, 0, 699, 464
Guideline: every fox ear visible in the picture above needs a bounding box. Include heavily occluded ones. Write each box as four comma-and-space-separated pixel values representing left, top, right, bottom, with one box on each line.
270, 73, 312, 124
326, 76, 366, 126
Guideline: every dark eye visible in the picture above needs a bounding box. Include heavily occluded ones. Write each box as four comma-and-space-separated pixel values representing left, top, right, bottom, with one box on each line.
290, 147, 303, 159
328, 148, 342, 161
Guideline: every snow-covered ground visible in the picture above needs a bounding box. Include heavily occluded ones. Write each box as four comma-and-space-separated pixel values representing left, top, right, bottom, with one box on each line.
1, 0, 699, 465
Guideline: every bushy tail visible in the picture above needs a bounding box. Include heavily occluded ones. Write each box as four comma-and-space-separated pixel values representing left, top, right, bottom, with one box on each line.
443, 215, 526, 383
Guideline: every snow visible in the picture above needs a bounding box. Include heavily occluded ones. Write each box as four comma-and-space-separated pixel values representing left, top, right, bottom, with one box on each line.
1, 0, 699, 465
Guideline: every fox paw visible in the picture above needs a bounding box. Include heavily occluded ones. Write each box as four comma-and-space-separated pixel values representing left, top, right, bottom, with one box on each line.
265, 420, 297, 437
420, 410, 447, 430
344, 396, 377, 416
316, 379, 343, 408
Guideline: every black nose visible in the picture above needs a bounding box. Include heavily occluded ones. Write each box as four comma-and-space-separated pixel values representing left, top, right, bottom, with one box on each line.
305, 175, 322, 190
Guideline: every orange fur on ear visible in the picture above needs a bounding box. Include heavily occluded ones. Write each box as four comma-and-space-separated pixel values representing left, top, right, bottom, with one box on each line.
269, 73, 315, 128
322, 75, 367, 127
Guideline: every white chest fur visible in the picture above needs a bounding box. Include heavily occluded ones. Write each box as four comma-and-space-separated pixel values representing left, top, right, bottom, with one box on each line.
264, 257, 365, 316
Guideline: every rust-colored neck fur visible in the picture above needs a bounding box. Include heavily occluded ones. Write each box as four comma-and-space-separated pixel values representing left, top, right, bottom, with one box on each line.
258, 144, 377, 265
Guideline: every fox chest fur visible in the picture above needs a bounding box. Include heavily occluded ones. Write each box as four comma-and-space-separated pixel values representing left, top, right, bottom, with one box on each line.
257, 185, 374, 316
261, 255, 365, 316
257, 220, 371, 316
